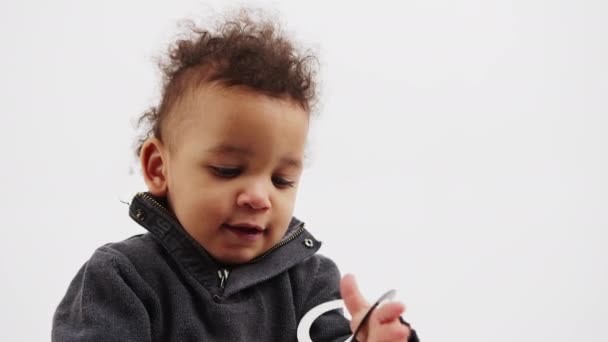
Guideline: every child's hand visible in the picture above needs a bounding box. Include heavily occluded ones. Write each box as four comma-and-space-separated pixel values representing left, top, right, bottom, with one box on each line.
340, 274, 411, 342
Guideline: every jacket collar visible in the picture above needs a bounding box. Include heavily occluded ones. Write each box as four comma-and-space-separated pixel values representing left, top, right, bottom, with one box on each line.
128, 192, 321, 296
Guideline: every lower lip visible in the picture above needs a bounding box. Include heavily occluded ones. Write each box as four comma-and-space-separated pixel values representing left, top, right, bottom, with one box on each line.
223, 225, 263, 242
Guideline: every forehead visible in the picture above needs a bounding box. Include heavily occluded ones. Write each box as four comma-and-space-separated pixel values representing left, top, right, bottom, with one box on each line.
165, 84, 309, 160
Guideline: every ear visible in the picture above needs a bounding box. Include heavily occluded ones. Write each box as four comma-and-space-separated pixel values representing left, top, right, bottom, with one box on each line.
140, 138, 168, 196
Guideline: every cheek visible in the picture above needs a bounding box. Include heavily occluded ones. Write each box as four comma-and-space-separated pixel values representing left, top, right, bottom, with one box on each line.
194, 189, 235, 215
274, 191, 298, 218
175, 184, 236, 225
177, 194, 230, 236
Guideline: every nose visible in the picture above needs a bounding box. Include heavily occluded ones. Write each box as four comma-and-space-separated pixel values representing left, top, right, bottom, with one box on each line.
236, 181, 271, 210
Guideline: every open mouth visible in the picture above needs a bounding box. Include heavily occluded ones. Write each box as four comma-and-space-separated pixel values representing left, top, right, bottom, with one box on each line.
222, 224, 264, 241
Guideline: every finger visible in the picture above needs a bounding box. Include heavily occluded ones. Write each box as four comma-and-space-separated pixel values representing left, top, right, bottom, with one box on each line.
373, 302, 405, 324
371, 319, 410, 342
340, 274, 371, 335
340, 274, 370, 317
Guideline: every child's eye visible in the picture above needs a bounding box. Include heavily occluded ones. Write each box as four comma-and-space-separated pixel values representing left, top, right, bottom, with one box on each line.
272, 176, 295, 189
209, 166, 242, 178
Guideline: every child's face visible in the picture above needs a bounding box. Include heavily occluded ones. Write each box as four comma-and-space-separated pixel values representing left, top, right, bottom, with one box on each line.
147, 84, 309, 264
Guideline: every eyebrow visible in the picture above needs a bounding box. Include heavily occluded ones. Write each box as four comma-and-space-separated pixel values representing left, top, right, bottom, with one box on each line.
280, 156, 303, 169
206, 144, 252, 156
206, 144, 303, 169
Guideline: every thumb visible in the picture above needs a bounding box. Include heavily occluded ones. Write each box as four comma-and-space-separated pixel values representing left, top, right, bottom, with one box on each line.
340, 274, 370, 317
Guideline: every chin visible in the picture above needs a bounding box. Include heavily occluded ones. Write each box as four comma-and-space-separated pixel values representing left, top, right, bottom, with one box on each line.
216, 251, 258, 265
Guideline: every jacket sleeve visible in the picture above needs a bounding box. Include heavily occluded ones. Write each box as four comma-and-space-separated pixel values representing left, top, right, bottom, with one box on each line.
300, 255, 352, 342
52, 246, 153, 342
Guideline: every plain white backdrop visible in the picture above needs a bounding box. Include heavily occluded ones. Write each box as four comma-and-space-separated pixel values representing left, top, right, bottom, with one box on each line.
1, 0, 607, 341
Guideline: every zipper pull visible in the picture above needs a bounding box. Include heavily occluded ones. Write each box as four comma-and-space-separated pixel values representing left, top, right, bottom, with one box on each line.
217, 268, 230, 289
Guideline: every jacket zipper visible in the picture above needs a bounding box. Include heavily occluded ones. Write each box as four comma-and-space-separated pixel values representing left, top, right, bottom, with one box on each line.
137, 192, 307, 290
138, 192, 306, 263
213, 224, 304, 292
247, 223, 305, 263
137, 192, 177, 219
217, 269, 230, 289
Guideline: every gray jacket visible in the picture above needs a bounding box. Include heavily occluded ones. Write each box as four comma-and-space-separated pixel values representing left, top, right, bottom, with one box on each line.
52, 192, 352, 341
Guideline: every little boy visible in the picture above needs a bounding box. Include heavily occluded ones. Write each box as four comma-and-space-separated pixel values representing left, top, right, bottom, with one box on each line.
52, 11, 418, 342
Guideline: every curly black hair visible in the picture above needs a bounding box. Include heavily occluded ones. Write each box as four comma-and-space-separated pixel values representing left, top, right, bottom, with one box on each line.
135, 10, 319, 156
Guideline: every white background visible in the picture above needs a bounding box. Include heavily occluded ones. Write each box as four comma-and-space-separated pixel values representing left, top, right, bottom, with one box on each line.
1, 0, 607, 341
